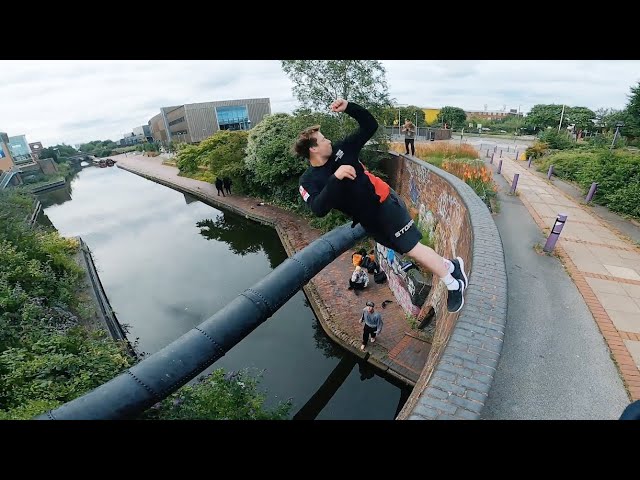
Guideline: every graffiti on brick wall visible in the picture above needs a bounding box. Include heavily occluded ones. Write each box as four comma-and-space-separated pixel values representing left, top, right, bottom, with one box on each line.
406, 161, 430, 207
409, 176, 419, 206
375, 242, 431, 317
436, 191, 464, 257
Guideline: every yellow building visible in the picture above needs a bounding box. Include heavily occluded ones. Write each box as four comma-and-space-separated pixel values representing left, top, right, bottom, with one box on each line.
423, 108, 440, 125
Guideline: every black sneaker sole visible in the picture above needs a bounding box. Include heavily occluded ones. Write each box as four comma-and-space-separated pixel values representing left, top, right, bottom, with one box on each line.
447, 280, 465, 313
455, 256, 468, 288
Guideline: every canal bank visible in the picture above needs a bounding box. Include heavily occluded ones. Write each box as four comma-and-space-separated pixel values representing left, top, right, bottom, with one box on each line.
115, 153, 429, 387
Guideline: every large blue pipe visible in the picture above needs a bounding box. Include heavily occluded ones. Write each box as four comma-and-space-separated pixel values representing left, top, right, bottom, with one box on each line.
35, 223, 367, 419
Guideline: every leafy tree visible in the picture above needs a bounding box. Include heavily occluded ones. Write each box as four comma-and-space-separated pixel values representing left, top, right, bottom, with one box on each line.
524, 104, 565, 132
594, 108, 618, 129
200, 130, 249, 176
243, 113, 307, 201
381, 105, 426, 127
39, 147, 58, 161
436, 106, 467, 129
565, 106, 596, 133
622, 82, 640, 139
281, 60, 391, 113
175, 144, 201, 173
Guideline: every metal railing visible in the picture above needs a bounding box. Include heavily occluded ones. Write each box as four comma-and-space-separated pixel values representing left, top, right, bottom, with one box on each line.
35, 222, 367, 420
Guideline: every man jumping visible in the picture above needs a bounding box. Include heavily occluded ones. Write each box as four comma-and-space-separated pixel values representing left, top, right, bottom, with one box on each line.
294, 98, 468, 313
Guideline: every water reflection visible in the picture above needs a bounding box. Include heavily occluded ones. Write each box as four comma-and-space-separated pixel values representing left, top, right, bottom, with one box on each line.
197, 212, 287, 268
183, 192, 199, 204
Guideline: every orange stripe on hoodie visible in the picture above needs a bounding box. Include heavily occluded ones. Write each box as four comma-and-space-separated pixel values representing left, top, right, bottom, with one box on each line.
360, 161, 390, 203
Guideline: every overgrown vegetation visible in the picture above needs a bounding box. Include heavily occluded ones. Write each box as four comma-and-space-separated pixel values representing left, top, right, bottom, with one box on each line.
390, 142, 496, 207
536, 149, 640, 219
0, 190, 133, 419
441, 159, 497, 206
142, 369, 292, 420
390, 142, 478, 167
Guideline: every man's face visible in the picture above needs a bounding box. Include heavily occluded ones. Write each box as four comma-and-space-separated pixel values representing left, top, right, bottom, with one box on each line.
367, 306, 374, 313
310, 131, 332, 158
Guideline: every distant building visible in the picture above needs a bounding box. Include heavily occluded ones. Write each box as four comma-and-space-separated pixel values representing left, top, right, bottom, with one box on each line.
422, 108, 440, 124
0, 132, 15, 172
149, 98, 271, 144
132, 125, 153, 143
29, 142, 44, 160
8, 135, 33, 164
465, 109, 518, 121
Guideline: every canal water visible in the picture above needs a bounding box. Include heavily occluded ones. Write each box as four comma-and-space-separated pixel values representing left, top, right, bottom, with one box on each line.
37, 164, 411, 419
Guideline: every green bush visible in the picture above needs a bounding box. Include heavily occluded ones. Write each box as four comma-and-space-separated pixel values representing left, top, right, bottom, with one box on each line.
536, 148, 640, 218
574, 150, 640, 204
536, 150, 600, 181
0, 328, 131, 413
0, 189, 133, 418
538, 129, 577, 150
203, 130, 249, 175
604, 182, 640, 217
243, 113, 308, 201
525, 140, 549, 160
142, 369, 292, 420
175, 144, 201, 173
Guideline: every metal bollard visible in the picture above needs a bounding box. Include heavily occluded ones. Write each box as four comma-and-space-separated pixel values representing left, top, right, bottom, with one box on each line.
547, 165, 554, 179
527, 156, 532, 168
543, 214, 568, 252
585, 182, 598, 203
510, 173, 519, 194
500, 150, 502, 157
490, 153, 494, 164
497, 159, 503, 174
515, 150, 519, 160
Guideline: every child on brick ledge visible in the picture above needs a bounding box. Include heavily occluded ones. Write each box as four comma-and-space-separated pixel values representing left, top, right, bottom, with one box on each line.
359, 301, 383, 351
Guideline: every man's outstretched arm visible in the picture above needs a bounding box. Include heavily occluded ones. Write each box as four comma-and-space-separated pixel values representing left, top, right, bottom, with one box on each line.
331, 98, 378, 151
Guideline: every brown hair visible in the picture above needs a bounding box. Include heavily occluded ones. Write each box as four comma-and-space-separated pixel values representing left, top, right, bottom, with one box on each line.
293, 124, 321, 159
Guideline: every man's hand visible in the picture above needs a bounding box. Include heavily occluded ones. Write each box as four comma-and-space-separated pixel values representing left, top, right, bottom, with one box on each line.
330, 98, 348, 113
334, 165, 356, 180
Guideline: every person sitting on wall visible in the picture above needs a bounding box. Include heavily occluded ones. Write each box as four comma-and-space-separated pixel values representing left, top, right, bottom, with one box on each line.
348, 265, 369, 291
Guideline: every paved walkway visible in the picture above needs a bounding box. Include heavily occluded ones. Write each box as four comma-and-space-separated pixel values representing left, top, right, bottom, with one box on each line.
489, 150, 640, 401
114, 153, 430, 385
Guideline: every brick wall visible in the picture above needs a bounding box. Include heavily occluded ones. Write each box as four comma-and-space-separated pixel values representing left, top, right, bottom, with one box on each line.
380, 152, 508, 420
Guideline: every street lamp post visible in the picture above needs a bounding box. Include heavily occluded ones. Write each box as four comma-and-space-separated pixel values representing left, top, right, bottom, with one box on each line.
610, 121, 624, 150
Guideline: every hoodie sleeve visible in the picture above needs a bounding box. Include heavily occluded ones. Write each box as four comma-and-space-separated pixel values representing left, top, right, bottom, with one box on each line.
339, 102, 378, 152
299, 175, 341, 217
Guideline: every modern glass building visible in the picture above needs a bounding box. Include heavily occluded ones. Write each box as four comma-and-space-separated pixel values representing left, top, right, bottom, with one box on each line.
215, 105, 251, 131
8, 135, 33, 164
150, 98, 270, 144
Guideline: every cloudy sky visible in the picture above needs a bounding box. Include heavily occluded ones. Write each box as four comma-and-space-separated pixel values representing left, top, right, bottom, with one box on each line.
2, 60, 639, 147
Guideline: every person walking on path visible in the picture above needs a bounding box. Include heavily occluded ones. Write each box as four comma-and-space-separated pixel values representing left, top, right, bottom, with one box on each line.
223, 176, 232, 195
359, 301, 383, 351
215, 177, 225, 197
294, 98, 468, 313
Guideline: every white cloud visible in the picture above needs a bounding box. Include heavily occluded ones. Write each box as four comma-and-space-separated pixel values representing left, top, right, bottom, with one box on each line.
1, 60, 638, 147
